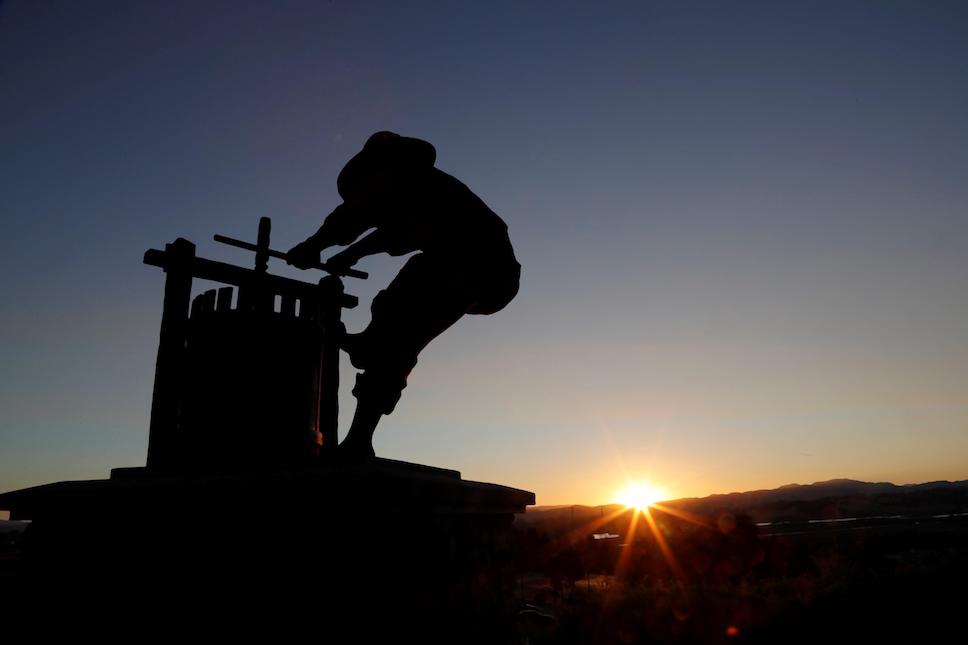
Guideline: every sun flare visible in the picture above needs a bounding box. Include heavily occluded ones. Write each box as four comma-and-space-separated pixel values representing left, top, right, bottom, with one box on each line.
616, 481, 666, 511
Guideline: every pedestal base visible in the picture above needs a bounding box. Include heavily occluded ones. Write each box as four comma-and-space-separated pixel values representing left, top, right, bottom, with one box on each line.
0, 460, 535, 640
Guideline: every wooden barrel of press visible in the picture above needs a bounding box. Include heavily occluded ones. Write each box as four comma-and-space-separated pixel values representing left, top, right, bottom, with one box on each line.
178, 291, 325, 471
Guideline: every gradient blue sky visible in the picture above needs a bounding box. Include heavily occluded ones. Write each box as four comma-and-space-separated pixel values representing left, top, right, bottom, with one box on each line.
2, 1, 967, 506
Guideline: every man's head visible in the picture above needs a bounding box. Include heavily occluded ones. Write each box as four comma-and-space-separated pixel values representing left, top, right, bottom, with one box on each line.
337, 132, 436, 201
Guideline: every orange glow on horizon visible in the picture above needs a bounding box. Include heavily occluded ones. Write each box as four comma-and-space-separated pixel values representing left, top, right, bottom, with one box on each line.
614, 480, 666, 511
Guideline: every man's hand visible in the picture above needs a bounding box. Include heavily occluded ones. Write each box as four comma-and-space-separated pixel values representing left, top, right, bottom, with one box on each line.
286, 239, 321, 269
324, 247, 360, 275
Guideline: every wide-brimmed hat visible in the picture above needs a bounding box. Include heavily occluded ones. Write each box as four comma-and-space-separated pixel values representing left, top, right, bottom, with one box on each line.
337, 131, 436, 199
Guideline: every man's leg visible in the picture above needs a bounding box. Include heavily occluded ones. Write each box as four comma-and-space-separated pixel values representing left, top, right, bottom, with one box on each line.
338, 367, 411, 460
338, 254, 478, 460
339, 407, 381, 459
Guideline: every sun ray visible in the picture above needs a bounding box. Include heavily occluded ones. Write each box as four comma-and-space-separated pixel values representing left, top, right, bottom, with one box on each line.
535, 505, 632, 567
612, 507, 643, 580
606, 479, 694, 585
642, 506, 686, 582
650, 502, 717, 530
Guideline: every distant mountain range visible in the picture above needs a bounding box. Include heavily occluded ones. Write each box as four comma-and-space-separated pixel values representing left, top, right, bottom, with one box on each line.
521, 478, 968, 528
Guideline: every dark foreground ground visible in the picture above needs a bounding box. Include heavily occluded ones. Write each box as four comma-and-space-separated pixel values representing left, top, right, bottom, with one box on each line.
514, 512, 968, 644
2, 511, 966, 643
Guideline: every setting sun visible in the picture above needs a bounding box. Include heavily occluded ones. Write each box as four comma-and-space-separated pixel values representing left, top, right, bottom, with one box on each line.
615, 481, 666, 511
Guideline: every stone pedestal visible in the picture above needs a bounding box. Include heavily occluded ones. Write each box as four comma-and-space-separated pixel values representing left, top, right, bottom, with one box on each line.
1, 459, 534, 640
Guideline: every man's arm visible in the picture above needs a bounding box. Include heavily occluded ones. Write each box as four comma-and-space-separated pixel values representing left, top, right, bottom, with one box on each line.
287, 201, 375, 269
313, 202, 376, 247
324, 228, 395, 273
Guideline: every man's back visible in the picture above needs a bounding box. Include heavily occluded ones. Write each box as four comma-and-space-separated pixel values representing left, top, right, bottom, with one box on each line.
374, 167, 515, 263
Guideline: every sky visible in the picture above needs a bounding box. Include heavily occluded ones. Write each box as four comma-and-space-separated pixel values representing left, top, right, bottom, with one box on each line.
2, 0, 967, 507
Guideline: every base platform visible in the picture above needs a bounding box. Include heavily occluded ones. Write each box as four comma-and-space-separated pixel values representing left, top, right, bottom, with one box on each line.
0, 457, 534, 520
0, 461, 535, 640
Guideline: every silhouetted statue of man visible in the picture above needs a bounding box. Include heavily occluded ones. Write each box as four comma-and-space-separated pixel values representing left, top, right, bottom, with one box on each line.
288, 132, 521, 460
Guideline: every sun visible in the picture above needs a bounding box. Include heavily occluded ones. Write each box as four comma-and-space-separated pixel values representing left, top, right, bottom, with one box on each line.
616, 481, 666, 511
